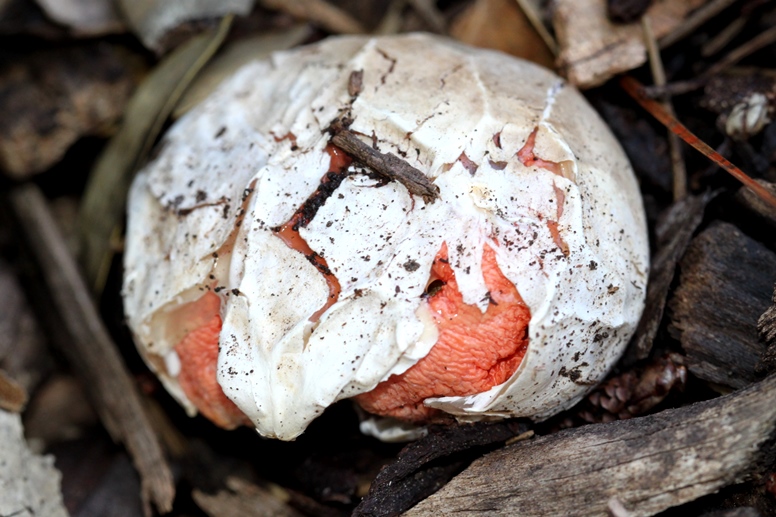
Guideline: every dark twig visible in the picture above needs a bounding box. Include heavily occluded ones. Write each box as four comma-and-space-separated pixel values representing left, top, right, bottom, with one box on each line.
330, 125, 440, 204
9, 184, 175, 516
659, 0, 739, 49
704, 24, 776, 78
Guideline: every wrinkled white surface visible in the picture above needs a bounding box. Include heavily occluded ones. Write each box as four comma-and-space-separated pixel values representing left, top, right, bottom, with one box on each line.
124, 34, 649, 440
0, 410, 68, 517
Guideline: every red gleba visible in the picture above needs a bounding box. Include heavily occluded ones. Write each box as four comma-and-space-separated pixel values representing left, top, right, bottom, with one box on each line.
354, 244, 530, 422
175, 243, 531, 429
123, 34, 649, 441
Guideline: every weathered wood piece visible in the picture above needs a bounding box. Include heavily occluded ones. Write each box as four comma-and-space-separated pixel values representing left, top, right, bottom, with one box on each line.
669, 222, 776, 389
624, 193, 710, 364
405, 374, 776, 517
756, 284, 776, 374
0, 409, 68, 517
355, 421, 528, 517
553, 0, 706, 88
9, 184, 175, 515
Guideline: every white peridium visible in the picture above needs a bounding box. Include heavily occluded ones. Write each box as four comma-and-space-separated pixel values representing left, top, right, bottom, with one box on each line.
123, 33, 649, 440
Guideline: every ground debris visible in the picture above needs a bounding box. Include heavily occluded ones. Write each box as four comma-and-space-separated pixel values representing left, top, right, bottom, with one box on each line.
572, 353, 687, 424
624, 193, 712, 364
553, 0, 706, 88
405, 374, 776, 516
449, 0, 554, 68
0, 43, 142, 179
353, 420, 529, 517
0, 409, 68, 517
756, 284, 776, 375
9, 184, 175, 515
670, 222, 776, 390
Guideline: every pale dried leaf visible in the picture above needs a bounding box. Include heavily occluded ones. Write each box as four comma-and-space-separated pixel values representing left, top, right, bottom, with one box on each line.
553, 0, 708, 88
0, 410, 68, 517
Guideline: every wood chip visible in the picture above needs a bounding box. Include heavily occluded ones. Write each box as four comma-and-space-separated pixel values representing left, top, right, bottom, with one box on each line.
10, 184, 175, 515
406, 373, 776, 516
553, 0, 706, 88
623, 193, 711, 364
670, 222, 776, 390
736, 179, 776, 229
330, 127, 440, 204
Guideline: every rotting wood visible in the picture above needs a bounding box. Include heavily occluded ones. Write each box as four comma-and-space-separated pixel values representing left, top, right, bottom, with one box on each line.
405, 373, 776, 517
9, 184, 175, 516
0, 369, 27, 413
355, 420, 529, 517
670, 222, 776, 390
623, 193, 710, 364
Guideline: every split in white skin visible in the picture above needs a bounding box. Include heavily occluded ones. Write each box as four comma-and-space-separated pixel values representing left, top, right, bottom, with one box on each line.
123, 34, 649, 441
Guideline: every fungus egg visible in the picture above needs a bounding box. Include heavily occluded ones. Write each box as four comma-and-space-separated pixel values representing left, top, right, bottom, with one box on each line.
123, 33, 649, 441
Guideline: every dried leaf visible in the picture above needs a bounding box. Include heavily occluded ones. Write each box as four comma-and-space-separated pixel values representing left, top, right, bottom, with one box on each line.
78, 15, 233, 293
174, 25, 313, 119
553, 0, 707, 88
449, 0, 554, 68
117, 0, 253, 54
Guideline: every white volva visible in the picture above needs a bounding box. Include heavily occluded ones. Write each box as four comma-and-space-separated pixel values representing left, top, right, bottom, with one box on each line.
123, 34, 649, 440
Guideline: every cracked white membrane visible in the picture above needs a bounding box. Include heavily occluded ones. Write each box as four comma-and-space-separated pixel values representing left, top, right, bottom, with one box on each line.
123, 34, 649, 440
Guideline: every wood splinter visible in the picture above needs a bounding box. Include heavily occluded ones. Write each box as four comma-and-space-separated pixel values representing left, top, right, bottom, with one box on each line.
329, 124, 440, 204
